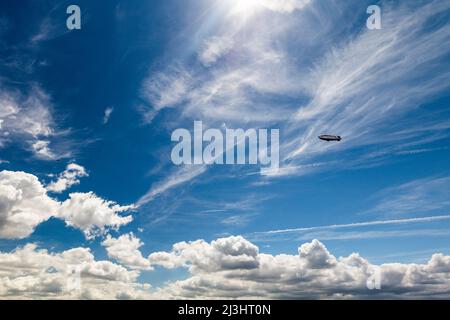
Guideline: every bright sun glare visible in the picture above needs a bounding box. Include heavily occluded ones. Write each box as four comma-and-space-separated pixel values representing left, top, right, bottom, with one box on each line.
231, 0, 261, 16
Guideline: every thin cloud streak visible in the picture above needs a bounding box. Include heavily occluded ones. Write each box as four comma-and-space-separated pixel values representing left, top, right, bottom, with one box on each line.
367, 176, 450, 217
137, 165, 207, 206
296, 228, 450, 241
254, 215, 450, 235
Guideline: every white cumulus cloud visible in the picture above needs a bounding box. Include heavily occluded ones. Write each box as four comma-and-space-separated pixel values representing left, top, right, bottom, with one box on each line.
58, 192, 134, 240
0, 244, 151, 299
2, 236, 450, 299
149, 235, 259, 272
0, 170, 134, 240
102, 233, 152, 270
47, 163, 88, 193
0, 171, 58, 239
149, 236, 450, 299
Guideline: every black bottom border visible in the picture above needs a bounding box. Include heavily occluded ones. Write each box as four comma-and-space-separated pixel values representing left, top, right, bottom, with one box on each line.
1, 300, 448, 318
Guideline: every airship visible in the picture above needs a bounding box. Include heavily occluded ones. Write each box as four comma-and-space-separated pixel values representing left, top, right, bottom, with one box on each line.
319, 135, 342, 142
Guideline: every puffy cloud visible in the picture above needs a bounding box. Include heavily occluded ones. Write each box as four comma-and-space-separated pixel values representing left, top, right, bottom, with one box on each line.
0, 170, 133, 240
47, 163, 88, 193
149, 236, 259, 272
58, 193, 134, 240
102, 233, 152, 270
0, 244, 151, 299
2, 236, 450, 299
298, 239, 337, 269
0, 171, 57, 239
149, 236, 450, 299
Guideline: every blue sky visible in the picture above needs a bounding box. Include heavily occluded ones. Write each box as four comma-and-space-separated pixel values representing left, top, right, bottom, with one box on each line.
1, 0, 450, 299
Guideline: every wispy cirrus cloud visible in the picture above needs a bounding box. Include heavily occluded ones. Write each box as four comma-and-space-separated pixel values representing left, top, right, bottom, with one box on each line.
0, 10, 79, 162
281, 0, 450, 172
137, 165, 207, 206
138, 0, 450, 201
198, 35, 234, 67
294, 228, 450, 242
136, 0, 315, 199
248, 214, 450, 244
253, 215, 450, 236
367, 176, 450, 218
103, 107, 114, 125
139, 0, 309, 126
249, 175, 450, 243
0, 84, 76, 160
